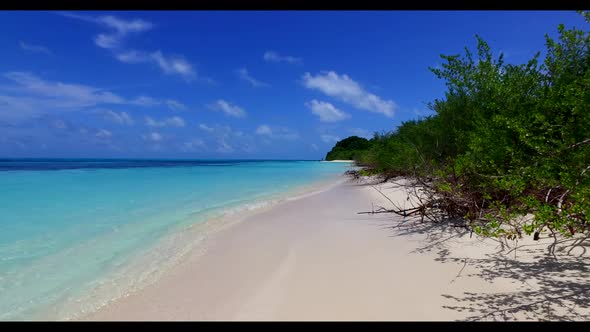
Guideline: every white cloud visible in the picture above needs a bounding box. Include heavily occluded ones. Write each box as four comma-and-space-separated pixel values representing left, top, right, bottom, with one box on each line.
142, 132, 162, 142
0, 95, 40, 122
263, 51, 302, 64
116, 50, 195, 80
96, 129, 112, 138
145, 116, 161, 127
256, 125, 272, 135
4, 72, 125, 106
19, 41, 51, 55
59, 12, 152, 50
255, 124, 299, 141
145, 117, 156, 126
97, 15, 153, 35
98, 109, 134, 125
115, 50, 145, 63
150, 51, 195, 78
198, 123, 214, 132
302, 71, 396, 118
0, 72, 171, 123
209, 99, 246, 118
236, 68, 269, 88
59, 12, 198, 81
95, 34, 119, 49
305, 99, 351, 122
349, 128, 373, 139
166, 99, 186, 111
320, 134, 340, 144
167, 116, 186, 127
144, 116, 185, 127
197, 123, 256, 153
0, 72, 131, 122
56, 12, 97, 23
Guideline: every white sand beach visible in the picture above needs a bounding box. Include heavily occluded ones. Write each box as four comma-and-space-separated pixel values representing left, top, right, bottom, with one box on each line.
83, 176, 590, 321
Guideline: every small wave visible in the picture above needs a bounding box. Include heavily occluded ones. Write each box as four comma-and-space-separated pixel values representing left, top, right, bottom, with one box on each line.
32, 174, 345, 320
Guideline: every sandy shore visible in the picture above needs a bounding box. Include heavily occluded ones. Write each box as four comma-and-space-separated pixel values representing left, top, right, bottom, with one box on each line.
84, 176, 589, 321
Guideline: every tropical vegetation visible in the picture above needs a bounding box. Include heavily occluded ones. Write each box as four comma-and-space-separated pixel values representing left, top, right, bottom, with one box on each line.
333, 20, 590, 242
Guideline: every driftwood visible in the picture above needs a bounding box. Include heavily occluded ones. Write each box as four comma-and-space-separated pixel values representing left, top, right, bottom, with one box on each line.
349, 166, 589, 257
353, 170, 467, 227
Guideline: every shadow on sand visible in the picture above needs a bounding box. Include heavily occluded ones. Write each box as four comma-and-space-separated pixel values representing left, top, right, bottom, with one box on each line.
374, 213, 590, 321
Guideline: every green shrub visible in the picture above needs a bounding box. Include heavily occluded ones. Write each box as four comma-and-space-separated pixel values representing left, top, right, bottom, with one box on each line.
335, 22, 590, 238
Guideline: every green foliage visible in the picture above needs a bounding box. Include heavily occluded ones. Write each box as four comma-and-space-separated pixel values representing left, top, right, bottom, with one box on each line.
325, 136, 372, 161
348, 23, 590, 239
577, 10, 590, 22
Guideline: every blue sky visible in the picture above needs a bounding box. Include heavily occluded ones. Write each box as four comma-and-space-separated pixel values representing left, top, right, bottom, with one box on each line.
0, 11, 587, 159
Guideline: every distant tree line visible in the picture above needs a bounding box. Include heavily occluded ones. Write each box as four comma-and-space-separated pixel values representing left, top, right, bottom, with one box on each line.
331, 21, 590, 243
325, 136, 372, 160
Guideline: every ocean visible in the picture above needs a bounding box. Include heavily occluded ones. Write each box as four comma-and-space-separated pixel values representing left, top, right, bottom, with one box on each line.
0, 159, 351, 320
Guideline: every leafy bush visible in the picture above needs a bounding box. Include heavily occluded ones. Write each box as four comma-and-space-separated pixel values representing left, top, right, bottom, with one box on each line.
347, 22, 590, 240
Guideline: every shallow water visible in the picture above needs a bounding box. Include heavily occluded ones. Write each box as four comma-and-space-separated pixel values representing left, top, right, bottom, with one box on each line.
0, 159, 351, 320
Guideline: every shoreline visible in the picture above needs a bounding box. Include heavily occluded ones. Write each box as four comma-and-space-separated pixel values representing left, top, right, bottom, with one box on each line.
320, 160, 355, 163
43, 174, 348, 321
83, 177, 590, 321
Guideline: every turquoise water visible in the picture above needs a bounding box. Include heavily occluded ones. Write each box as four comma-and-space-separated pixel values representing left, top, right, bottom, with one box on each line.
0, 159, 351, 320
